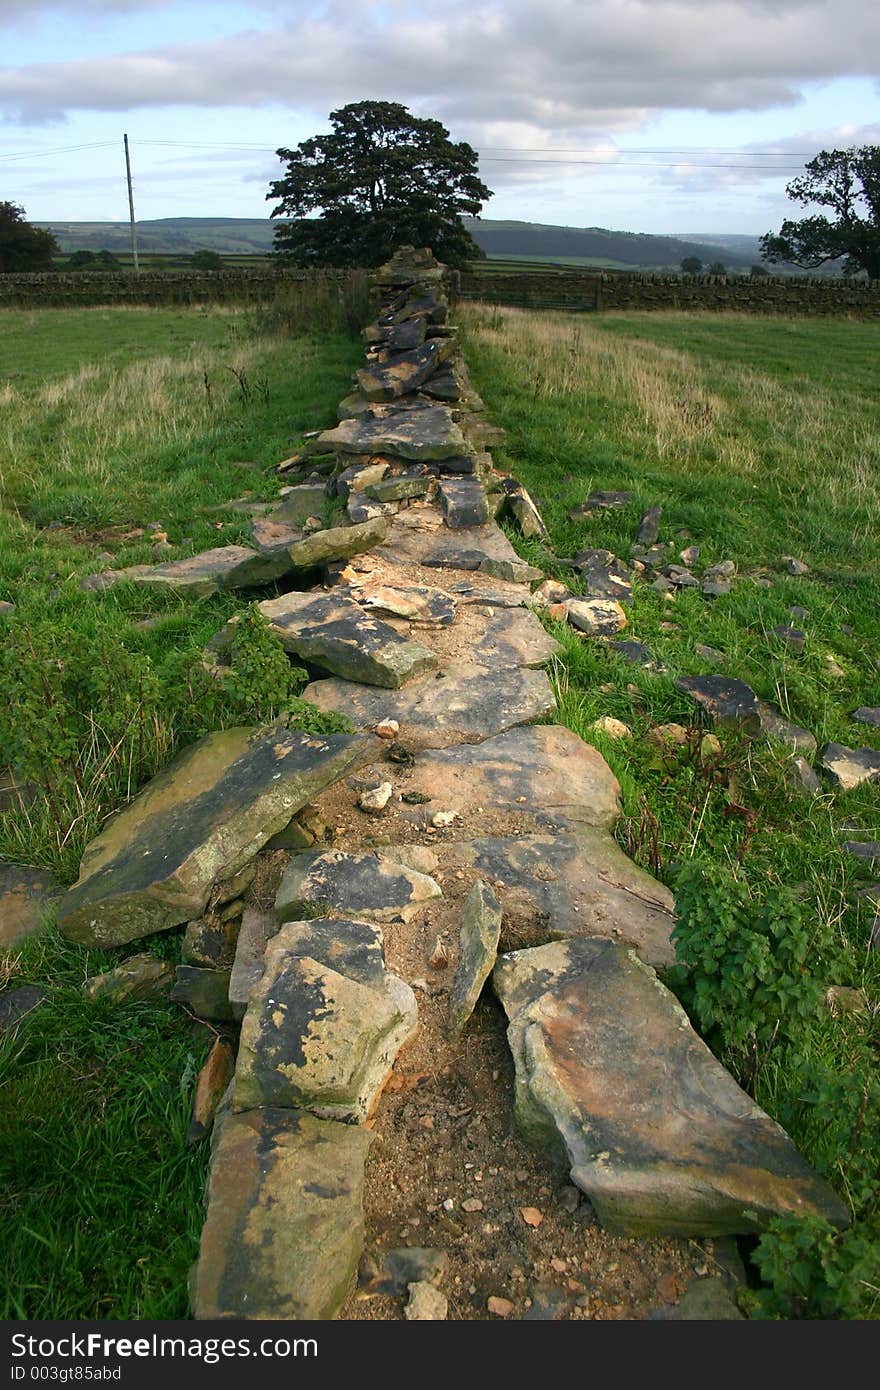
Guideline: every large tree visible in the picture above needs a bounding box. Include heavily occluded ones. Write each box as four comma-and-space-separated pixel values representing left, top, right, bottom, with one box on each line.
266, 100, 492, 268
760, 146, 880, 279
0, 202, 59, 273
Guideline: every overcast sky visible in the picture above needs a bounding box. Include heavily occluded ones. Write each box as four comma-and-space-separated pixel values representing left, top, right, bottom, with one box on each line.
2, 0, 879, 235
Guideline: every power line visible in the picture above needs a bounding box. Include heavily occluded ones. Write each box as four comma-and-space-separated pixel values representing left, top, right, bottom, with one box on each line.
0, 139, 117, 162
479, 156, 807, 169
479, 146, 819, 155
0, 134, 815, 171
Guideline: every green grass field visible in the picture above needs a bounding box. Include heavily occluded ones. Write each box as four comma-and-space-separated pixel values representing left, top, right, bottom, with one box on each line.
0, 303, 362, 1319
460, 304, 880, 1317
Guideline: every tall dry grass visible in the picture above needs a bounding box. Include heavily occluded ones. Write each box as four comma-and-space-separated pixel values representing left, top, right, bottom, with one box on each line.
458, 304, 880, 519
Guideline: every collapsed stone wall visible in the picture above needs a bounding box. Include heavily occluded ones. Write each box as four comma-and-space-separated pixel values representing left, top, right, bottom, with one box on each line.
39, 246, 849, 1322
458, 267, 880, 317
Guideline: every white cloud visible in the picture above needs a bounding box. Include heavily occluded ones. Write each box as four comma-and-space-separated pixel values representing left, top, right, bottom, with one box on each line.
1, 0, 878, 136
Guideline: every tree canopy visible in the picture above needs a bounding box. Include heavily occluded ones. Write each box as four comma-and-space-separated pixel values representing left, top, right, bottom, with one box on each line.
191, 249, 223, 270
760, 146, 880, 279
680, 257, 702, 274
0, 202, 59, 273
266, 100, 492, 268
67, 249, 119, 270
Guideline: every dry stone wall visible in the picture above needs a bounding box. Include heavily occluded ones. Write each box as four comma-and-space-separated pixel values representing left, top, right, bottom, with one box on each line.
43, 246, 849, 1322
459, 268, 880, 317
0, 267, 364, 308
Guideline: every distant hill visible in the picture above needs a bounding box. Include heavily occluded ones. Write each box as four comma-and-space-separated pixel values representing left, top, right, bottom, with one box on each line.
38, 217, 279, 257
36, 215, 817, 273
462, 219, 755, 271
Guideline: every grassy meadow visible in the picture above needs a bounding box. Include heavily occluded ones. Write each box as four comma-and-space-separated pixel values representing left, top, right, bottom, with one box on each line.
460, 303, 880, 1317
0, 302, 362, 1318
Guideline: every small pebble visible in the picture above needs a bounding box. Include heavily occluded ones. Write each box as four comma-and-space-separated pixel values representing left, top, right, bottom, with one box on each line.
375, 718, 400, 740
488, 1296, 514, 1318
358, 782, 393, 814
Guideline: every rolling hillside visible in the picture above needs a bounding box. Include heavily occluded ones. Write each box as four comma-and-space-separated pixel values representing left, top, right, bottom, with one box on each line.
38, 216, 767, 272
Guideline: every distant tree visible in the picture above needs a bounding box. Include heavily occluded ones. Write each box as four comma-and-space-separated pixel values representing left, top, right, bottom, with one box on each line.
0, 201, 59, 272
67, 249, 119, 270
267, 100, 492, 268
760, 146, 880, 279
191, 249, 223, 270
750, 263, 769, 277
681, 256, 702, 274
708, 260, 727, 276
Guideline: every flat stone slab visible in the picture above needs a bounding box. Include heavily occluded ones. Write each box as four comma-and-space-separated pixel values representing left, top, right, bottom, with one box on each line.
675, 676, 763, 733
677, 678, 816, 752
82, 952, 173, 1003
440, 477, 491, 530
494, 938, 849, 1236
188, 1038, 236, 1146
377, 508, 524, 572
57, 726, 371, 947
335, 460, 388, 498
364, 473, 432, 504
264, 916, 389, 985
0, 864, 62, 949
449, 880, 503, 1037
456, 606, 560, 671
610, 640, 656, 668
84, 545, 294, 597
229, 907, 278, 1019
315, 407, 470, 463
572, 549, 633, 605
637, 507, 662, 544
357, 340, 449, 401
843, 841, 880, 863
234, 918, 417, 1121
275, 851, 442, 924
249, 517, 302, 552
288, 516, 387, 570
565, 598, 628, 636
447, 579, 533, 608
852, 707, 880, 729
757, 702, 817, 756
255, 590, 438, 688
193, 1107, 371, 1320
820, 743, 880, 791
0, 984, 48, 1034
170, 966, 235, 1022
500, 480, 547, 539
341, 578, 457, 628
271, 482, 329, 525
445, 832, 674, 969
401, 726, 621, 832
304, 664, 556, 750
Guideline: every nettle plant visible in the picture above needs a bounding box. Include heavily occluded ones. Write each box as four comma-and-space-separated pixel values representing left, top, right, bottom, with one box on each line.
220, 603, 350, 735
666, 860, 830, 1079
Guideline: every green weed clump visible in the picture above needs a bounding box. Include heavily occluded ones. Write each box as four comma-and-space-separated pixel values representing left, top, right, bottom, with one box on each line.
667, 860, 831, 1065
667, 862, 880, 1319
219, 603, 352, 735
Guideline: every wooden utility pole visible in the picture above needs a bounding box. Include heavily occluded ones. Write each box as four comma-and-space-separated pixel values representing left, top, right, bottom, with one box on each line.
124, 133, 139, 273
